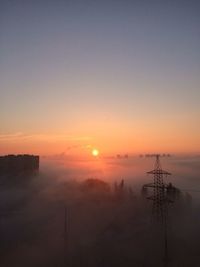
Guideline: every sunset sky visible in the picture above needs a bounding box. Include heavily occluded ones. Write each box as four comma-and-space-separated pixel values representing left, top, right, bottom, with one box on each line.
0, 0, 200, 156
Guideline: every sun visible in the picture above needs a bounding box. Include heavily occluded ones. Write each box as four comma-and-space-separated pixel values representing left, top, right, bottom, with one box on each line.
92, 149, 99, 157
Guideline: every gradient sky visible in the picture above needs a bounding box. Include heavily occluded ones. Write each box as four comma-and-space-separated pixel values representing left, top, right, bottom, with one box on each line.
0, 0, 200, 155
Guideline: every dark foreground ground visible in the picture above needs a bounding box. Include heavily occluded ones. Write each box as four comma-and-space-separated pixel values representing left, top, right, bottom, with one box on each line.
0, 172, 200, 267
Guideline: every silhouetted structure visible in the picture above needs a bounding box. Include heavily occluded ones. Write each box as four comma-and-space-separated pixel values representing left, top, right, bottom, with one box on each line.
0, 154, 39, 176
142, 154, 173, 266
142, 154, 172, 222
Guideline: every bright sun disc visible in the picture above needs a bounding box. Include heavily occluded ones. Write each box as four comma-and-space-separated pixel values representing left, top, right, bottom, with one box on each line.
92, 149, 99, 157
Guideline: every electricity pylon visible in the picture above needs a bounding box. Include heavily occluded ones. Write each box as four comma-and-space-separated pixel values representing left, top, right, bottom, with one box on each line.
146, 154, 171, 222
143, 154, 173, 266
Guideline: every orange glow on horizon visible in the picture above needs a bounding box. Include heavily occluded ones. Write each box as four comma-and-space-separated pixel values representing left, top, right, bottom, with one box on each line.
0, 126, 199, 156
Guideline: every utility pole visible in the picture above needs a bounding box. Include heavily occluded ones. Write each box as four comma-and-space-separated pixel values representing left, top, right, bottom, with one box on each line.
64, 206, 68, 266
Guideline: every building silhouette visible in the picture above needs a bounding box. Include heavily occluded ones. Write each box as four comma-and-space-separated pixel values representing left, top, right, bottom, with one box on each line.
0, 154, 39, 176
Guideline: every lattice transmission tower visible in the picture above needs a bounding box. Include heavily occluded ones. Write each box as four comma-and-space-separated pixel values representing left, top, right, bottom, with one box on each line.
142, 154, 173, 266
146, 154, 171, 222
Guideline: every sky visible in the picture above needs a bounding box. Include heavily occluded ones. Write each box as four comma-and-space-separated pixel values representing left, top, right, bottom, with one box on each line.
0, 0, 200, 156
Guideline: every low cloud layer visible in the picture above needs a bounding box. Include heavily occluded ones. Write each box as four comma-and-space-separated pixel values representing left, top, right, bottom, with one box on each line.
0, 156, 200, 266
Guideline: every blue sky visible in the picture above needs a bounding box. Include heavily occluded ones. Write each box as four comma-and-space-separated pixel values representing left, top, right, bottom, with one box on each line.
0, 0, 200, 154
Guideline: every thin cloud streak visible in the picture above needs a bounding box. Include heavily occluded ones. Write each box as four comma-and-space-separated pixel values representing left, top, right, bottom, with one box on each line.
0, 133, 92, 142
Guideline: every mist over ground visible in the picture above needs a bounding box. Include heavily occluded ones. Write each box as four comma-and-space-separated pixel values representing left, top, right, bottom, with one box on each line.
0, 155, 200, 266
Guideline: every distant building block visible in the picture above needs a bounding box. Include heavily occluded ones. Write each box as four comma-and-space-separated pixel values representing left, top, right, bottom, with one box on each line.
0, 154, 39, 176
